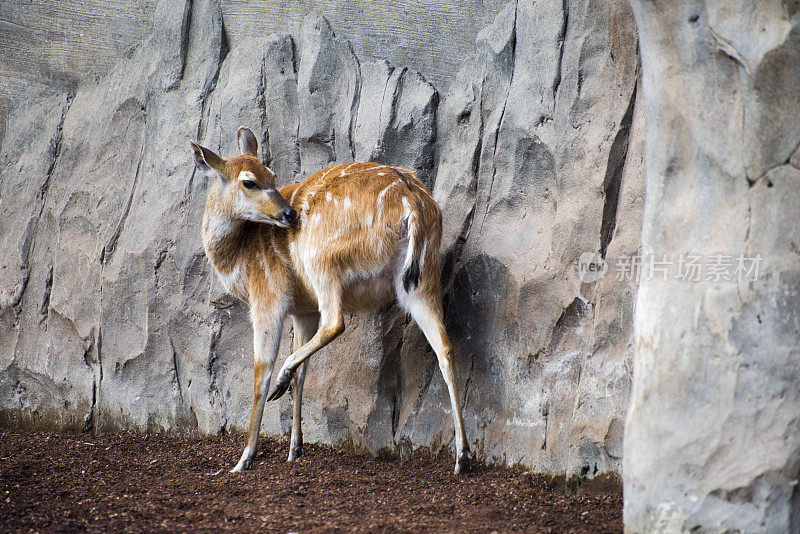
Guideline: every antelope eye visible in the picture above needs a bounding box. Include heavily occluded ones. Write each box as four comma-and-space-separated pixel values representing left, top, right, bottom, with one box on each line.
241, 180, 257, 189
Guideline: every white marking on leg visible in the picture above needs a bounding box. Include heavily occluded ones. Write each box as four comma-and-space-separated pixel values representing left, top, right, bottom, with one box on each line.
399, 294, 466, 459
231, 445, 253, 472
233, 309, 285, 473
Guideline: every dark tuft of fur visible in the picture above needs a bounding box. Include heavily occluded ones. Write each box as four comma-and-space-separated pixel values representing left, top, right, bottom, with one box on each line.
391, 167, 413, 190
403, 260, 420, 292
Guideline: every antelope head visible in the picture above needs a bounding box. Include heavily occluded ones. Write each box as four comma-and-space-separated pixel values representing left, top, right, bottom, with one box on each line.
191, 127, 297, 227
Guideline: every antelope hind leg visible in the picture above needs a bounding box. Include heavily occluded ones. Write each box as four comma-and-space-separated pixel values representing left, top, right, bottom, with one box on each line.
405, 294, 470, 474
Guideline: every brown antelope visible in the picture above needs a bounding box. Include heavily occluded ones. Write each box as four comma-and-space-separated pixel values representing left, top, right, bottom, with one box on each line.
190, 128, 470, 474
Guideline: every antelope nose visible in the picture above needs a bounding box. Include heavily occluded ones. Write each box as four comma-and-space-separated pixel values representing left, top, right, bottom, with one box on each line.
283, 208, 297, 226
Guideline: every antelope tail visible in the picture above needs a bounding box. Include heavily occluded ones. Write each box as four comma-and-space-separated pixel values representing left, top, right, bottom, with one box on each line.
401, 206, 427, 292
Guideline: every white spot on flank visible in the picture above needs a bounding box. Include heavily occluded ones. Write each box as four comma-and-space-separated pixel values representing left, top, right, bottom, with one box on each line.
343, 197, 352, 209
376, 180, 400, 210
326, 192, 333, 202
364, 213, 373, 227
300, 165, 339, 221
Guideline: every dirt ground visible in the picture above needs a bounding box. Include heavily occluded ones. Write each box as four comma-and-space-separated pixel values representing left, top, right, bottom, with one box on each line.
0, 429, 621, 532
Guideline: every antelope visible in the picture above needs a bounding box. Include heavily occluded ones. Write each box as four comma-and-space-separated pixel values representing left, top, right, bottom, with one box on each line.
190, 128, 470, 474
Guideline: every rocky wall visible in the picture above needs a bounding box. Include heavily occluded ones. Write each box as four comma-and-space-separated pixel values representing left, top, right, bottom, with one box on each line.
0, 0, 507, 144
624, 1, 800, 531
0, 0, 641, 483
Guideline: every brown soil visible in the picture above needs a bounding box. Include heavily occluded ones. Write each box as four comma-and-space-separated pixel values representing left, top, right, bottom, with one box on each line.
0, 429, 621, 533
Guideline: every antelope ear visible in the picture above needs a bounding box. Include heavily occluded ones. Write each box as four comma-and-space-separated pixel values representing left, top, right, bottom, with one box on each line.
237, 127, 259, 158
191, 141, 227, 180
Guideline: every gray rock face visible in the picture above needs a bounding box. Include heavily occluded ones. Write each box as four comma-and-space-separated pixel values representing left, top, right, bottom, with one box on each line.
353, 61, 438, 186
0, 0, 511, 140
432, 0, 640, 475
297, 14, 361, 175
624, 1, 800, 532
0, 0, 641, 485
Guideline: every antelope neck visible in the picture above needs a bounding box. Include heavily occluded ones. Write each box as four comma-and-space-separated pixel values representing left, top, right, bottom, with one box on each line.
202, 210, 248, 275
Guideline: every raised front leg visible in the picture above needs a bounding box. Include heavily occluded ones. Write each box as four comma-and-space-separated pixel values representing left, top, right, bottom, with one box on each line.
268, 307, 344, 402
231, 312, 284, 472
287, 313, 319, 461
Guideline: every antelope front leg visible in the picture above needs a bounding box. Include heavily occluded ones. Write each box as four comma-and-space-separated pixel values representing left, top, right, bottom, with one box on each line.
231, 315, 283, 472
288, 361, 308, 461
268, 308, 344, 402
287, 312, 318, 461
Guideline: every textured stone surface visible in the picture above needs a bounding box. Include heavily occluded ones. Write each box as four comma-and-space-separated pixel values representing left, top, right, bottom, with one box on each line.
624, 1, 800, 532
353, 61, 438, 186
0, 0, 641, 485
0, 0, 160, 143
296, 14, 361, 176
431, 0, 639, 476
0, 0, 508, 145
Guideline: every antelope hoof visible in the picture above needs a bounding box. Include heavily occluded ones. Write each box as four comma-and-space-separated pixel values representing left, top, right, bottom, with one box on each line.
231, 456, 254, 473
288, 444, 304, 462
267, 370, 293, 401
455, 449, 471, 474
